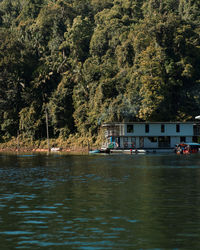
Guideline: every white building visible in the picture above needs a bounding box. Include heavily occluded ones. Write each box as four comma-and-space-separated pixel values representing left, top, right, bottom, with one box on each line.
102, 122, 199, 149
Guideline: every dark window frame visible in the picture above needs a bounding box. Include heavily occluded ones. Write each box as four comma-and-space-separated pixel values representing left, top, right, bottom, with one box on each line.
127, 124, 134, 133
158, 136, 170, 148
145, 124, 149, 133
161, 124, 165, 133
176, 124, 180, 133
180, 136, 186, 143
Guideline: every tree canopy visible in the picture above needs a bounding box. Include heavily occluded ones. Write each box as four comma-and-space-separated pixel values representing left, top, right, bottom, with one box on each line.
0, 0, 200, 141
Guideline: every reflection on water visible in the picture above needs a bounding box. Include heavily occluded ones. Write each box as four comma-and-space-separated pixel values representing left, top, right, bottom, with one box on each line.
0, 153, 200, 249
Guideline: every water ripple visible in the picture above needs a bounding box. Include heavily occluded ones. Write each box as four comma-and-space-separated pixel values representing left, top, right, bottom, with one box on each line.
9, 210, 57, 215
0, 153, 200, 249
0, 231, 34, 235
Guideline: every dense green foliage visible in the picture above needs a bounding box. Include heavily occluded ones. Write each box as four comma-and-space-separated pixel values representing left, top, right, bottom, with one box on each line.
1, 0, 200, 141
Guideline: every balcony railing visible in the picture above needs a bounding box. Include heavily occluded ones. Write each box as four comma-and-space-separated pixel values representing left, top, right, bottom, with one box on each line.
105, 130, 120, 137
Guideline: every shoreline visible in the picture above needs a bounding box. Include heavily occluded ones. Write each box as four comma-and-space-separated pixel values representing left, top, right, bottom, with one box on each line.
0, 147, 90, 154
0, 136, 101, 154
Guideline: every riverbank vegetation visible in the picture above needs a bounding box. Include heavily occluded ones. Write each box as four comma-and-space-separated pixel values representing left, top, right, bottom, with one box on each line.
1, 0, 200, 148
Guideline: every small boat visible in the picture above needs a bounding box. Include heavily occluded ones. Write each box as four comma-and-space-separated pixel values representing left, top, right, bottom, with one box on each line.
175, 143, 200, 154
51, 147, 62, 152
89, 148, 110, 154
89, 149, 101, 154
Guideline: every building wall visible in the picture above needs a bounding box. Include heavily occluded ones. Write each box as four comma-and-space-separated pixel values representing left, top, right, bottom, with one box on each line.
171, 137, 178, 148
124, 123, 194, 137
144, 137, 158, 148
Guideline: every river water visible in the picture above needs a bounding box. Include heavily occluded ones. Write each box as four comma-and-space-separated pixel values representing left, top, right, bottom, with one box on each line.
0, 152, 200, 249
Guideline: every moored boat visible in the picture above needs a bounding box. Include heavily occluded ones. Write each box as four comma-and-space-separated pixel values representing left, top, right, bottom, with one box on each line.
174, 143, 200, 154
89, 149, 101, 154
51, 147, 62, 152
89, 148, 110, 154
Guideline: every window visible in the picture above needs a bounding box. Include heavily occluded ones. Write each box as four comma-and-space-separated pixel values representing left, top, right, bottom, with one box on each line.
180, 136, 186, 143
145, 124, 149, 133
127, 124, 134, 133
131, 137, 136, 142
148, 137, 157, 143
193, 136, 198, 143
158, 136, 170, 148
124, 137, 128, 148
161, 124, 165, 133
176, 124, 180, 133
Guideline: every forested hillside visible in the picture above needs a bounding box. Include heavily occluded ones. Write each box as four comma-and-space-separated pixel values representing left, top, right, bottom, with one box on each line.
1, 0, 200, 142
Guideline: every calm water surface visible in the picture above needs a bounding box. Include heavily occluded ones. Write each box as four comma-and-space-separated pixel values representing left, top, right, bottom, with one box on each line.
0, 153, 200, 249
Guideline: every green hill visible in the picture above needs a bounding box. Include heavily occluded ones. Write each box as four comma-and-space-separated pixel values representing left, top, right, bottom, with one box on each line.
0, 0, 200, 144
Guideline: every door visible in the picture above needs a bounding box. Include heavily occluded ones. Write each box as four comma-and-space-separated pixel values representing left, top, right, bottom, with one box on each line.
158, 136, 170, 148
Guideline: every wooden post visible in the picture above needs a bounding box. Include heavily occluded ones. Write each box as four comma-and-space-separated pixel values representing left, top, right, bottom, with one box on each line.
17, 130, 19, 152
88, 140, 90, 153
45, 107, 50, 152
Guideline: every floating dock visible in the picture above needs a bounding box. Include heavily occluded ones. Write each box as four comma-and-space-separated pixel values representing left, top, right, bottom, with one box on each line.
103, 148, 174, 154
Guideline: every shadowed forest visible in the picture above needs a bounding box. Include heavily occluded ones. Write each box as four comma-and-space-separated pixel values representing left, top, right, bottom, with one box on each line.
1, 0, 200, 144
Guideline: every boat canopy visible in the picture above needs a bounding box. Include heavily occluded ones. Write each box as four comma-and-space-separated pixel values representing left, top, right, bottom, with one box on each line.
186, 142, 200, 146
175, 142, 200, 148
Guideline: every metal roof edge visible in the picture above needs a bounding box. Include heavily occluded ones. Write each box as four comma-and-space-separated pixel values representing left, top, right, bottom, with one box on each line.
102, 121, 196, 126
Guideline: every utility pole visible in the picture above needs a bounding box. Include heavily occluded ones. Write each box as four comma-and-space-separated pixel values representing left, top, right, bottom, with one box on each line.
45, 107, 50, 152
17, 130, 19, 152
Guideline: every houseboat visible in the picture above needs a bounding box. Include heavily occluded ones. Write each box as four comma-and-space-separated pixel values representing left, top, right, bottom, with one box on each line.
101, 122, 200, 153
